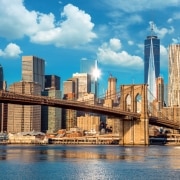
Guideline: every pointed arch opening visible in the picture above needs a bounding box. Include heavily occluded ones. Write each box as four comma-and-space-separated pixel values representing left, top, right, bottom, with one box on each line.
135, 93, 142, 113
126, 94, 131, 112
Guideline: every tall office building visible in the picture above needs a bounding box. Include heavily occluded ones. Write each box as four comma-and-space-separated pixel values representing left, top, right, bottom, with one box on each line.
0, 65, 8, 132
72, 73, 91, 99
7, 82, 41, 133
0, 65, 3, 132
45, 75, 60, 90
63, 78, 78, 99
0, 64, 3, 89
105, 75, 117, 102
80, 59, 95, 74
144, 24, 160, 102
168, 44, 180, 106
62, 78, 78, 130
80, 59, 99, 97
22, 56, 45, 90
42, 75, 62, 133
156, 77, 164, 110
42, 90, 61, 133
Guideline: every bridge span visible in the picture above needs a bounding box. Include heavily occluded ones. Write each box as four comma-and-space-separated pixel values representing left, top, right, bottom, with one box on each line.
0, 86, 180, 145
0, 90, 179, 129
0, 90, 140, 119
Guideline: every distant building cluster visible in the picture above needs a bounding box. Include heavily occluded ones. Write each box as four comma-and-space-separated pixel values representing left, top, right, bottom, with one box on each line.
0, 25, 180, 135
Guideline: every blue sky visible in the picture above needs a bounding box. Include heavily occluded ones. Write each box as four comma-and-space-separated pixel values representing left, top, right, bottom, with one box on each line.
0, 0, 180, 93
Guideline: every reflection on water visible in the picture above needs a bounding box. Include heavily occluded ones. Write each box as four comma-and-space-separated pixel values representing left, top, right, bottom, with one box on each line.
0, 145, 146, 162
0, 145, 180, 179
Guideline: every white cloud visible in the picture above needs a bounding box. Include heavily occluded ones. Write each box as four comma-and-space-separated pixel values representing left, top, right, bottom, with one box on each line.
167, 18, 173, 23
0, 43, 23, 58
128, 41, 134, 45
168, 12, 180, 23
0, 0, 38, 39
109, 38, 121, 51
0, 1, 96, 47
172, 37, 180, 43
97, 38, 143, 69
31, 4, 97, 47
149, 21, 174, 39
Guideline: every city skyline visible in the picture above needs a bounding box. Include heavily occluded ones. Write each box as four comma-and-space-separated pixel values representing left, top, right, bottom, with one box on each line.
0, 0, 180, 92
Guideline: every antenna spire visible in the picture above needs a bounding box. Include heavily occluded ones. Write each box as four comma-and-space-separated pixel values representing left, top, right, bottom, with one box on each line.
150, 21, 154, 36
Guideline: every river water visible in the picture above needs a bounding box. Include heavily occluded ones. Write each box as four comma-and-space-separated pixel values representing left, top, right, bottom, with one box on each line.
0, 144, 180, 180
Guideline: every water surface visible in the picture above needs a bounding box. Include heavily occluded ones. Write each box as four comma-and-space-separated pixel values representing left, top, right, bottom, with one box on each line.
0, 145, 180, 180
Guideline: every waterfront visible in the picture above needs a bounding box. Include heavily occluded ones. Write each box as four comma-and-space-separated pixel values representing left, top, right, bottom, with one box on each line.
0, 145, 180, 180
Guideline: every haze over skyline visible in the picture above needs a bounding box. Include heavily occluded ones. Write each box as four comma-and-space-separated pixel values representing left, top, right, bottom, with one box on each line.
0, 0, 180, 93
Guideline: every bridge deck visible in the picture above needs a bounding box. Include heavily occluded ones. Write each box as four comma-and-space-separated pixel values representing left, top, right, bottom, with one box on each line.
0, 90, 140, 119
0, 90, 179, 130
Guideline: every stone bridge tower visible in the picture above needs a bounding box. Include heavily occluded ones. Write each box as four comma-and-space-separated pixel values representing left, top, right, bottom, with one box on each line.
119, 84, 149, 145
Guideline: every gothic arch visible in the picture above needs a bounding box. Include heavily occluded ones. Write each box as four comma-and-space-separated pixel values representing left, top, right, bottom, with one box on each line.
135, 93, 142, 113
120, 84, 148, 116
125, 94, 131, 112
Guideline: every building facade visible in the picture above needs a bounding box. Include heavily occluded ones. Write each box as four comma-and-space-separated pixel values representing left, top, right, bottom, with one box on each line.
63, 79, 78, 130
45, 75, 60, 90
0, 65, 8, 132
156, 77, 164, 110
22, 56, 45, 90
7, 82, 41, 133
168, 44, 180, 106
63, 78, 78, 99
105, 75, 117, 103
144, 33, 160, 102
42, 75, 62, 133
77, 114, 100, 133
42, 89, 62, 133
80, 59, 98, 97
0, 64, 3, 89
73, 73, 91, 99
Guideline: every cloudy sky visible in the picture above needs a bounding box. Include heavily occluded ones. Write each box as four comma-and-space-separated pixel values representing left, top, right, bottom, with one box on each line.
0, 0, 180, 93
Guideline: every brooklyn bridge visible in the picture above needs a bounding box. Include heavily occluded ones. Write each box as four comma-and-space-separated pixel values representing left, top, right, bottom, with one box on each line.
0, 84, 179, 145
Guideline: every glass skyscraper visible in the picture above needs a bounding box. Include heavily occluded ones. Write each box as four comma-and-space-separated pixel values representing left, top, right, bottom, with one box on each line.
144, 34, 160, 102
80, 59, 98, 97
0, 64, 3, 89
42, 75, 61, 133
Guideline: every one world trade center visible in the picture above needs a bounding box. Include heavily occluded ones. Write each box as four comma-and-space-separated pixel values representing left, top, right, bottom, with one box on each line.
144, 23, 160, 103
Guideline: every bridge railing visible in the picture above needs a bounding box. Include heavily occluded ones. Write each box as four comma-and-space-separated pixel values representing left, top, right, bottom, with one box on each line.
148, 102, 180, 129
0, 90, 140, 118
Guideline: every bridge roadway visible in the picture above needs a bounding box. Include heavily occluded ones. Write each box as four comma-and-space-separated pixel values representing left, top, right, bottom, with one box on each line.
0, 90, 179, 129
0, 90, 140, 119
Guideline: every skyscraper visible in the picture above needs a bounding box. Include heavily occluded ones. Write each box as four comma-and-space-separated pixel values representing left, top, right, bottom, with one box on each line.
45, 75, 60, 90
0, 64, 3, 89
22, 56, 45, 90
144, 24, 160, 102
0, 65, 7, 132
80, 59, 95, 74
106, 75, 117, 102
156, 77, 164, 110
62, 78, 78, 130
168, 44, 180, 106
7, 55, 45, 133
72, 73, 91, 99
8, 82, 41, 133
42, 75, 62, 133
80, 59, 99, 97
41, 89, 61, 133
